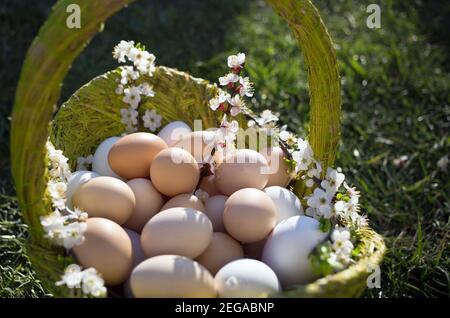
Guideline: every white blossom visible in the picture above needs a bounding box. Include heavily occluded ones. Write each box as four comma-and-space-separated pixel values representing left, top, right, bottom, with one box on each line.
57, 265, 107, 298
227, 53, 246, 70
279, 131, 297, 147
330, 227, 354, 265
307, 188, 333, 219
321, 167, 345, 197
46, 141, 71, 181
219, 73, 239, 86
138, 82, 155, 97
120, 66, 140, 85
344, 182, 360, 204
120, 107, 139, 133
112, 40, 134, 63
66, 207, 88, 222
227, 94, 246, 116
123, 86, 141, 109
47, 180, 67, 210
81, 268, 107, 297
142, 109, 162, 132
209, 90, 229, 111
56, 264, 83, 288
238, 77, 254, 97
115, 84, 124, 95
40, 210, 65, 236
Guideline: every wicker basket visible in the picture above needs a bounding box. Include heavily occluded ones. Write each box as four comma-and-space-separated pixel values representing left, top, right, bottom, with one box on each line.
11, 0, 385, 297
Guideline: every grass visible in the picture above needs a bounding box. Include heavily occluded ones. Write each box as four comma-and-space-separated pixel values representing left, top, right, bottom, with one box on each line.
1, 0, 449, 298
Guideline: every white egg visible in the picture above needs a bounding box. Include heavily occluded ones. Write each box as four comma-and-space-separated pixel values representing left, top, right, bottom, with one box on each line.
215, 259, 281, 297
261, 215, 328, 287
157, 121, 192, 147
92, 137, 123, 179
66, 170, 99, 209
264, 186, 303, 224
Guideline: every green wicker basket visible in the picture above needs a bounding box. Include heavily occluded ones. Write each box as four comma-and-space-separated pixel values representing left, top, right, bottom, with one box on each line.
11, 0, 385, 297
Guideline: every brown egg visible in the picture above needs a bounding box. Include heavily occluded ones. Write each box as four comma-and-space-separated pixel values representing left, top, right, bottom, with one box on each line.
160, 193, 205, 212
73, 218, 133, 286
215, 149, 270, 196
224, 188, 276, 243
174, 130, 215, 163
124, 179, 164, 232
150, 148, 200, 197
130, 255, 216, 298
199, 175, 222, 196
243, 237, 268, 260
196, 232, 244, 275
108, 132, 167, 179
260, 146, 291, 187
72, 176, 135, 225
204, 195, 228, 232
123, 228, 147, 267
141, 207, 212, 259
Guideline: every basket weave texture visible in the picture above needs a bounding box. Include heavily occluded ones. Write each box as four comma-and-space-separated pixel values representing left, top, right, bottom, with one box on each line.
11, 0, 385, 297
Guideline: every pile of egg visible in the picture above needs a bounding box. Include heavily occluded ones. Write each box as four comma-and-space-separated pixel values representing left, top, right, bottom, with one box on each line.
69, 121, 327, 298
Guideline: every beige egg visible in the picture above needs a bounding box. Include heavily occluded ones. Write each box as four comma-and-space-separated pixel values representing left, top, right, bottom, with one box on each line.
224, 188, 277, 243
199, 175, 222, 196
108, 132, 167, 179
150, 148, 200, 197
124, 179, 164, 232
141, 207, 212, 259
215, 149, 270, 196
130, 255, 216, 298
243, 237, 268, 260
160, 193, 205, 212
174, 130, 215, 163
196, 232, 244, 275
260, 146, 291, 187
204, 195, 228, 232
72, 176, 135, 225
73, 218, 133, 286
123, 228, 147, 267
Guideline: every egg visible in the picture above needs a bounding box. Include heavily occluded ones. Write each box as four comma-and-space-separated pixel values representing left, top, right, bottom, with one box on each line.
214, 259, 281, 297
224, 188, 276, 243
124, 179, 164, 232
243, 237, 268, 260
260, 146, 291, 187
204, 195, 228, 232
108, 132, 167, 179
199, 175, 222, 196
215, 149, 270, 196
174, 130, 215, 163
72, 176, 135, 225
73, 218, 133, 286
66, 170, 99, 209
123, 228, 147, 267
140, 207, 212, 259
264, 186, 304, 224
130, 255, 216, 298
150, 147, 200, 197
196, 232, 244, 275
92, 136, 124, 179
160, 193, 205, 212
261, 215, 328, 287
157, 121, 192, 147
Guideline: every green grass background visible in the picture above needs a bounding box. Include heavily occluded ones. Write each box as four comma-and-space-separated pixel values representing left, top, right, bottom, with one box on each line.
0, 0, 449, 297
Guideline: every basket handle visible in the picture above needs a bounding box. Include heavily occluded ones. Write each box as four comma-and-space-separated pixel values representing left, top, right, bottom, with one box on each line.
11, 0, 340, 241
